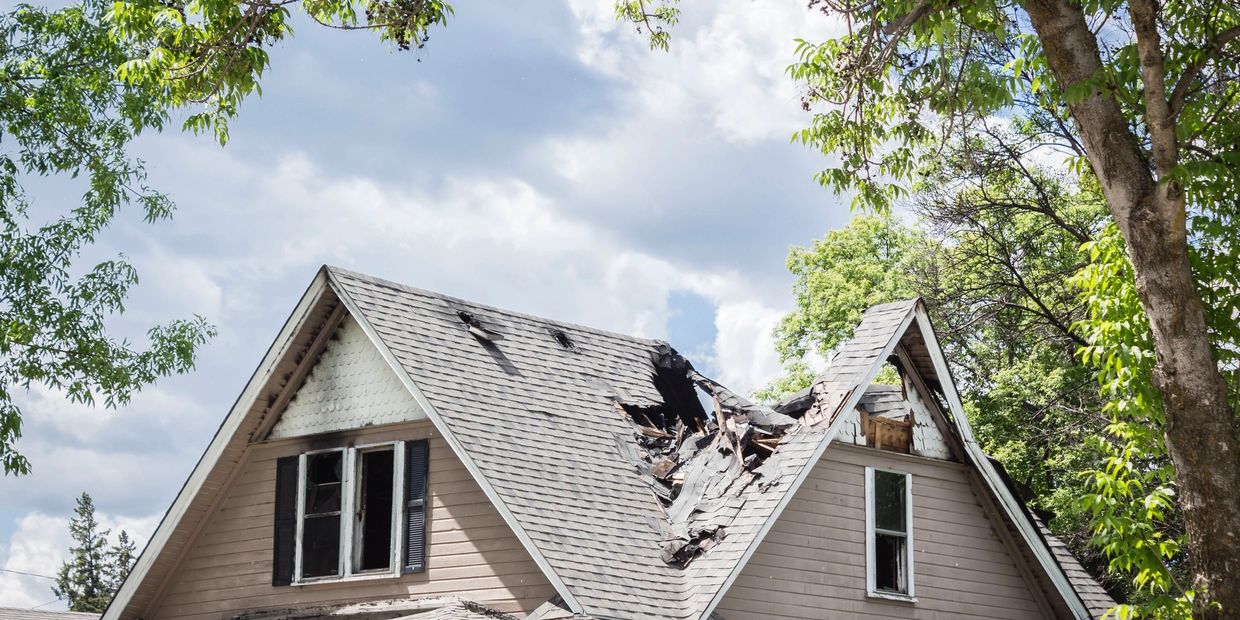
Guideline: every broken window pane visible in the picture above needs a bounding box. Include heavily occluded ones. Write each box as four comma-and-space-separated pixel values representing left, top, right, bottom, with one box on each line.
874, 470, 906, 533
356, 448, 395, 571
305, 451, 343, 513
302, 451, 343, 578
870, 469, 910, 595
874, 532, 905, 592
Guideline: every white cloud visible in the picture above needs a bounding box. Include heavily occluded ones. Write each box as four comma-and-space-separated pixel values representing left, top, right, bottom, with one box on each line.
565, 0, 843, 144
709, 299, 786, 393
1, 0, 842, 588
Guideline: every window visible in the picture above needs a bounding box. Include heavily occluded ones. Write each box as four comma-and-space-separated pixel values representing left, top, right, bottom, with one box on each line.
271, 440, 430, 585
866, 467, 914, 600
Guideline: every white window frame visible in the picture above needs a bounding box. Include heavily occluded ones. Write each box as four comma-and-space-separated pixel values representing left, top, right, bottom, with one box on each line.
865, 466, 915, 601
293, 441, 406, 584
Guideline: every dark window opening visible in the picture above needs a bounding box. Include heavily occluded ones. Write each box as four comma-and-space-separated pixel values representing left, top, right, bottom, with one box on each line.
871, 469, 910, 595
357, 448, 395, 571
874, 533, 906, 592
302, 451, 343, 578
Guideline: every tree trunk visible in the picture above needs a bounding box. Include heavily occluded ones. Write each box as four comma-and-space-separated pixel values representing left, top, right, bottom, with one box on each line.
1024, 1, 1240, 617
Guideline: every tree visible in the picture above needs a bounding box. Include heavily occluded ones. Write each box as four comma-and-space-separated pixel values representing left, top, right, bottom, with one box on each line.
108, 530, 137, 594
0, 0, 453, 474
761, 175, 1127, 599
52, 492, 139, 612
621, 0, 1240, 615
54, 493, 112, 612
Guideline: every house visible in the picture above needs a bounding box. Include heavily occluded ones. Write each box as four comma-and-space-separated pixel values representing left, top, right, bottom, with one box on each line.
102, 266, 1115, 620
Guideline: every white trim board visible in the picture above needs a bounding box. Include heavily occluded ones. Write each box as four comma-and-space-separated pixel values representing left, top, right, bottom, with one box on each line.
910, 304, 1090, 618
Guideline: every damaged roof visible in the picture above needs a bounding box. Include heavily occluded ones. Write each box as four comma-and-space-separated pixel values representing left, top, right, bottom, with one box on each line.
107, 266, 1111, 620
326, 270, 1104, 619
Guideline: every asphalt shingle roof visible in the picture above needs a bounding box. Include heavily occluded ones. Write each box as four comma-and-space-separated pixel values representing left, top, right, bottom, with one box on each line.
326, 268, 1113, 619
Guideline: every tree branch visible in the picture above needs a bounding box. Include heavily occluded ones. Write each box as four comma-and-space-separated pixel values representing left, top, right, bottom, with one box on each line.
1130, 0, 1178, 178
1169, 24, 1240, 116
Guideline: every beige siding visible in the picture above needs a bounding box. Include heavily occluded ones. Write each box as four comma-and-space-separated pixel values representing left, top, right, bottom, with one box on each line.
145, 422, 555, 620
715, 444, 1052, 620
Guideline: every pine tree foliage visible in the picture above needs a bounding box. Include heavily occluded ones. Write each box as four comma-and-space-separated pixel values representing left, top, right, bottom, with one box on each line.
52, 492, 139, 613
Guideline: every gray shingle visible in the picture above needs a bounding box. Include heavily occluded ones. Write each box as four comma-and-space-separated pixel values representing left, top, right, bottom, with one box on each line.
1033, 514, 1117, 619
328, 270, 1105, 620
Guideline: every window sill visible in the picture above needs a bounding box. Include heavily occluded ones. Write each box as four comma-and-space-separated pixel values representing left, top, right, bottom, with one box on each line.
293, 570, 401, 586
867, 590, 917, 604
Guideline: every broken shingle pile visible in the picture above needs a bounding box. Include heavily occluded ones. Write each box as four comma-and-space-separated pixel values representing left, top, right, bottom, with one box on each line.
613, 344, 798, 567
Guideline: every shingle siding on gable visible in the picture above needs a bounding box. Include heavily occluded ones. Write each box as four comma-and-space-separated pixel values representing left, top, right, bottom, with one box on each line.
270, 315, 426, 439
714, 444, 1053, 620
144, 421, 555, 620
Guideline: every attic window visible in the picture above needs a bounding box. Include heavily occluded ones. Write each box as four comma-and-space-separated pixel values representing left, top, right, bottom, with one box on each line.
272, 440, 431, 585
866, 467, 915, 601
549, 328, 576, 351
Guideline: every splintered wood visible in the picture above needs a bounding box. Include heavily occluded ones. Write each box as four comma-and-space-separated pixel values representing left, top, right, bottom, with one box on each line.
859, 409, 913, 454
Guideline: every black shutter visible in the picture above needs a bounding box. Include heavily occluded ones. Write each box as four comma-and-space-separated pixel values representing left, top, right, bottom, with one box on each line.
272, 455, 299, 586
403, 440, 430, 573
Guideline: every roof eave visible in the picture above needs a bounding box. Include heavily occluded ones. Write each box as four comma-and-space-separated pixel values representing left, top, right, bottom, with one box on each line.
103, 268, 334, 620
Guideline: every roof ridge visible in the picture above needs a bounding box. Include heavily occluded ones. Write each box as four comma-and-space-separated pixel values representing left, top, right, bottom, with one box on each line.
324, 265, 664, 348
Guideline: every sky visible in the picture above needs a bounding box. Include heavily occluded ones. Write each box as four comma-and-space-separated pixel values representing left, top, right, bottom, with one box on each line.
0, 0, 850, 608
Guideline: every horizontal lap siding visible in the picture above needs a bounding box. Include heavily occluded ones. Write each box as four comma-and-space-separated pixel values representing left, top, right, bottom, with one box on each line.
715, 445, 1050, 620
146, 422, 555, 620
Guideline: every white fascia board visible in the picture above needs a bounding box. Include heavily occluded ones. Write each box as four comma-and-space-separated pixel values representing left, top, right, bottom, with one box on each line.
103, 270, 332, 620
324, 271, 585, 615
910, 305, 1090, 619
698, 305, 918, 620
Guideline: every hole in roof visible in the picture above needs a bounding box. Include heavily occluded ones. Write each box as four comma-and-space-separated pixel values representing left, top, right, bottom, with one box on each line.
457, 311, 476, 326
549, 328, 577, 351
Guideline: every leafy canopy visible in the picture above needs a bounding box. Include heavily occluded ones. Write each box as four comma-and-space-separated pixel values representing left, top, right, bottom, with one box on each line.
0, 0, 454, 474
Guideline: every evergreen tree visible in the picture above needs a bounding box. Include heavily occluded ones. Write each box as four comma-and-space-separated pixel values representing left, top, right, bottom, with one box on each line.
53, 493, 112, 613
107, 530, 137, 594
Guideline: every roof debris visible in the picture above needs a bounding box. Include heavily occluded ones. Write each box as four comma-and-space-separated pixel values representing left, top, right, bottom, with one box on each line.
231, 597, 519, 620
613, 343, 798, 567
457, 310, 504, 343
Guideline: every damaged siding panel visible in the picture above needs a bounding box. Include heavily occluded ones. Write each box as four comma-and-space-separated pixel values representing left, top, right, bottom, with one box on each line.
145, 422, 555, 620
713, 445, 1051, 620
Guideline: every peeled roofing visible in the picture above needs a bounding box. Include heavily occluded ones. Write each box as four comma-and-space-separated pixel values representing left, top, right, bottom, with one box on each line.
328, 270, 1108, 620
329, 272, 933, 620
329, 268, 688, 619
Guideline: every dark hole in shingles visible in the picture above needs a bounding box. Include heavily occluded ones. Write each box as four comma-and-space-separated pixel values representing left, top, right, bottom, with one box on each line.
457, 311, 475, 326
548, 328, 577, 351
